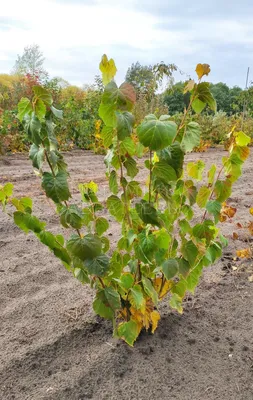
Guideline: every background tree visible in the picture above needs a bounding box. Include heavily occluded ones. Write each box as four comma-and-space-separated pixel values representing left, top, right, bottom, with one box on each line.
163, 82, 190, 114
12, 44, 48, 82
125, 62, 156, 99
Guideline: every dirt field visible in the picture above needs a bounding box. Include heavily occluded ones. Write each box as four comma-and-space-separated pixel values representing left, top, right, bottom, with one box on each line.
0, 148, 253, 400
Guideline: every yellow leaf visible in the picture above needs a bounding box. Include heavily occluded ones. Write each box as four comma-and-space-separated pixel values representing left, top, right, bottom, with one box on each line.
232, 232, 239, 240
152, 152, 159, 163
153, 277, 172, 299
99, 54, 117, 85
195, 63, 211, 79
236, 248, 251, 258
250, 208, 253, 216
150, 310, 160, 333
220, 203, 237, 221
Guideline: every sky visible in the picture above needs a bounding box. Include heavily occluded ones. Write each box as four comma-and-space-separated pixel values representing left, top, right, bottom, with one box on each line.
1, 0, 253, 88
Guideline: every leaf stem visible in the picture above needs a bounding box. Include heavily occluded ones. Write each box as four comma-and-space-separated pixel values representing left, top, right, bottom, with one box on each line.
149, 150, 152, 202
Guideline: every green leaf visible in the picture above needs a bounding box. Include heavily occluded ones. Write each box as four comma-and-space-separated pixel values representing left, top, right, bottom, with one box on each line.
51, 105, 63, 119
142, 276, 158, 306
99, 54, 117, 85
182, 240, 198, 267
184, 181, 197, 205
117, 320, 139, 346
191, 97, 206, 113
99, 81, 136, 126
42, 171, 71, 203
181, 122, 201, 153
14, 211, 46, 234
179, 219, 192, 234
185, 262, 203, 293
74, 268, 89, 284
126, 181, 142, 199
154, 228, 171, 249
137, 116, 177, 150
178, 258, 190, 276
29, 144, 45, 170
206, 200, 221, 222
181, 204, 194, 220
136, 200, 160, 227
99, 102, 117, 127
214, 179, 232, 202
35, 98, 46, 121
109, 170, 118, 194
33, 86, 53, 105
107, 195, 124, 222
25, 114, 42, 146
101, 126, 115, 147
67, 234, 102, 261
85, 254, 110, 277
123, 157, 139, 178
222, 154, 243, 182
104, 286, 121, 310
53, 247, 71, 266
192, 220, 217, 243
162, 259, 178, 279
2, 183, 14, 197
153, 161, 177, 182
194, 82, 216, 112
120, 137, 135, 156
60, 205, 83, 229
17, 97, 32, 121
171, 280, 187, 298
135, 231, 157, 263
205, 242, 222, 263
39, 230, 56, 249
118, 273, 134, 290
101, 236, 110, 253
129, 285, 146, 311
196, 186, 211, 208
95, 217, 109, 236
158, 142, 184, 178
116, 111, 134, 140
187, 160, 205, 180
169, 293, 183, 313
82, 208, 94, 226
93, 290, 114, 320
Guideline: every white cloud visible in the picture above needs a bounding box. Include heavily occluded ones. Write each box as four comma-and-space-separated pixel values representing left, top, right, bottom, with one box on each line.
1, 0, 253, 86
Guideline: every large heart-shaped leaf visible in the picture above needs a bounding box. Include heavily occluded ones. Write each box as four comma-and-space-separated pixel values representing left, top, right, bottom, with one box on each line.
137, 115, 177, 150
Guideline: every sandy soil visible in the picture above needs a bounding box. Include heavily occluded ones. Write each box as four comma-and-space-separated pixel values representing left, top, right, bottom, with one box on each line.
0, 148, 253, 400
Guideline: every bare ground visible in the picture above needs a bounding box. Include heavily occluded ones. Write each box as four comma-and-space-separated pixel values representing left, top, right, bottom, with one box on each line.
0, 148, 253, 400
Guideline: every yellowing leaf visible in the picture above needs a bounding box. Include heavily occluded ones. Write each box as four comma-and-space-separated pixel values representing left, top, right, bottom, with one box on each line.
196, 186, 211, 208
169, 293, 183, 314
248, 221, 253, 235
195, 63, 211, 79
99, 54, 117, 85
250, 208, 253, 216
236, 248, 251, 258
235, 131, 251, 147
187, 160, 205, 181
150, 310, 160, 333
117, 319, 140, 346
184, 79, 195, 93
153, 277, 173, 299
220, 203, 237, 220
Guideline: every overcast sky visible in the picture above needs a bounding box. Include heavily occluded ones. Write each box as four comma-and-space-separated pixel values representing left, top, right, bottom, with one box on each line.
1, 0, 253, 88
